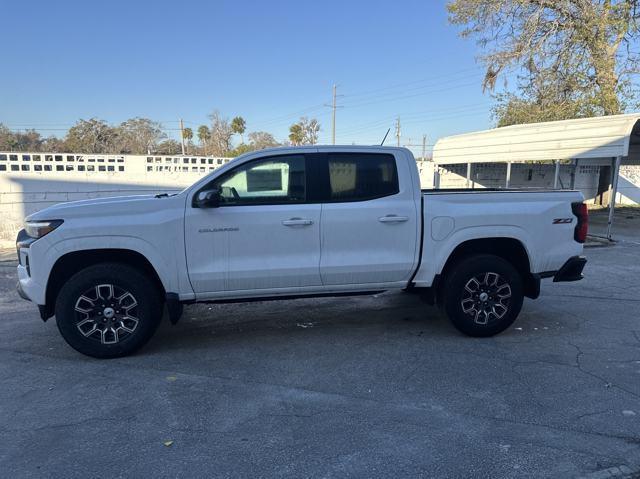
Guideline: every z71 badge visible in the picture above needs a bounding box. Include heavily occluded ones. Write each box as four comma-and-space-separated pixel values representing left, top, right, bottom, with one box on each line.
552, 218, 573, 224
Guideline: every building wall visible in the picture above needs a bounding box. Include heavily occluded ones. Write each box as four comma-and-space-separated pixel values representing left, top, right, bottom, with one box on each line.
0, 152, 232, 241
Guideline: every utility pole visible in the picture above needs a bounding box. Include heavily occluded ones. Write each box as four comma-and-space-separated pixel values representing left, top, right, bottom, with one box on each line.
179, 118, 186, 155
421, 134, 427, 161
325, 84, 343, 145
331, 84, 337, 145
395, 117, 401, 147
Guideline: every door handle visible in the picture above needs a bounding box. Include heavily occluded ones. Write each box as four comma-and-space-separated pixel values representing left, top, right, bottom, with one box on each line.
378, 215, 409, 223
282, 218, 314, 226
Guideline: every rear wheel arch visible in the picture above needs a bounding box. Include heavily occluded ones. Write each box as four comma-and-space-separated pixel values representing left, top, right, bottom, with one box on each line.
44, 249, 166, 319
437, 237, 537, 303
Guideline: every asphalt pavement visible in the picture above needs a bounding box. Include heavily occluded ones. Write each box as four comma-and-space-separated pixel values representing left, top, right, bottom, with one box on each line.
1, 222, 639, 478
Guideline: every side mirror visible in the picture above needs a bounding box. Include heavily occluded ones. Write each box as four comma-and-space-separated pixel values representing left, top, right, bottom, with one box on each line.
193, 188, 221, 208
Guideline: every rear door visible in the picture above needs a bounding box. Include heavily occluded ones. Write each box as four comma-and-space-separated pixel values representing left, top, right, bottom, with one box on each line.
319, 152, 419, 285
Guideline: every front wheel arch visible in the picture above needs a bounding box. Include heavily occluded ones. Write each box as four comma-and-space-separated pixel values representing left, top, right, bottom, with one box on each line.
44, 249, 165, 320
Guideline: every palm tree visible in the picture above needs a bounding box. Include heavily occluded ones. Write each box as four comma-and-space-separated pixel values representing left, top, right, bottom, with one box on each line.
182, 127, 193, 154
197, 125, 211, 154
231, 116, 246, 143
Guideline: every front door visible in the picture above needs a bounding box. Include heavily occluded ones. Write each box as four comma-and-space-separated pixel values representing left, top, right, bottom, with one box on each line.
185, 154, 322, 294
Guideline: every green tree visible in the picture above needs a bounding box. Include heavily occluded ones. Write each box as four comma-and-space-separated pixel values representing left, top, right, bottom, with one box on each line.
155, 139, 182, 155
197, 125, 211, 153
182, 127, 193, 142
181, 127, 193, 154
448, 0, 640, 123
64, 118, 119, 153
231, 116, 246, 143
288, 123, 304, 145
289, 117, 320, 145
0, 124, 44, 151
248, 131, 279, 150
118, 117, 166, 154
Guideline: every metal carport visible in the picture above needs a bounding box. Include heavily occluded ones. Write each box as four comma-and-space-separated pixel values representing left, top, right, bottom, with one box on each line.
432, 113, 640, 240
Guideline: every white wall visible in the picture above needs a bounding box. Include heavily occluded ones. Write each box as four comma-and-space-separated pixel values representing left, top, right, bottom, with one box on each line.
0, 152, 231, 240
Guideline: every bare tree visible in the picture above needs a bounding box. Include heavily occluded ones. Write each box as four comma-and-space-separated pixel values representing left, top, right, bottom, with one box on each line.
209, 111, 234, 156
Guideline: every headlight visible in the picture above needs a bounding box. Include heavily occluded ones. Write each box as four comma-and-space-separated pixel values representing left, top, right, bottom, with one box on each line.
24, 220, 63, 239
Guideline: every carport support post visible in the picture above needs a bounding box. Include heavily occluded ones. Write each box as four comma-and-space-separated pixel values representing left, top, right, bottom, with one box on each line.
505, 162, 511, 188
553, 160, 560, 189
466, 162, 471, 188
433, 166, 440, 189
606, 155, 622, 240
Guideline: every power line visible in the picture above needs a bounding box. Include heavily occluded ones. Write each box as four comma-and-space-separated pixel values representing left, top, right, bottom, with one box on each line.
337, 102, 491, 137
341, 66, 483, 100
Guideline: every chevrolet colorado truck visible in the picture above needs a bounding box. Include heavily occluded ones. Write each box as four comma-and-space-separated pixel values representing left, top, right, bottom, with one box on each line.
16, 146, 588, 358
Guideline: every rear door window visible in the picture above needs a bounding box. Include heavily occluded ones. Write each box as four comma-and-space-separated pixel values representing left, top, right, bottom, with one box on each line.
326, 153, 398, 202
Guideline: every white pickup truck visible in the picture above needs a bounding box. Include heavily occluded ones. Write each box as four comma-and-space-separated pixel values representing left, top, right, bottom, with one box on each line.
16, 146, 588, 358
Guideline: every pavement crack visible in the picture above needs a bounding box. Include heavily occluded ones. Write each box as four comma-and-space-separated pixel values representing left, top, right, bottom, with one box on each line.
568, 341, 640, 402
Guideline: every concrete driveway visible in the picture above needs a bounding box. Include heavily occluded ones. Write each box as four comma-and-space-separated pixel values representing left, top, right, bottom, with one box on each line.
1, 236, 639, 478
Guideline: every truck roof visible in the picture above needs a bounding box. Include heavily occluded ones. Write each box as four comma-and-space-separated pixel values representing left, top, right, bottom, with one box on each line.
236, 144, 411, 158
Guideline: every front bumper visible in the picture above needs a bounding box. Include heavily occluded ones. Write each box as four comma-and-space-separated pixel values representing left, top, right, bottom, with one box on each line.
553, 256, 587, 282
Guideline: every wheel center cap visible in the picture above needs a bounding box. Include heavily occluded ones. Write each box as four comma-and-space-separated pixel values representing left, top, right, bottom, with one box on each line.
103, 307, 115, 319
479, 292, 489, 302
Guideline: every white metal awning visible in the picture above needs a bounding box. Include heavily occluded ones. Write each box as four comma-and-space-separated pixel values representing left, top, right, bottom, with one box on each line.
433, 113, 640, 164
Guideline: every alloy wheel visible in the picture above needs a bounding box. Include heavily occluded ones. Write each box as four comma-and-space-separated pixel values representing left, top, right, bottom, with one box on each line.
460, 272, 512, 325
74, 284, 139, 344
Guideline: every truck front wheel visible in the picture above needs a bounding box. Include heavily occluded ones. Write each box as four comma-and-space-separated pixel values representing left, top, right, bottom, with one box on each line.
55, 263, 163, 358
443, 254, 523, 337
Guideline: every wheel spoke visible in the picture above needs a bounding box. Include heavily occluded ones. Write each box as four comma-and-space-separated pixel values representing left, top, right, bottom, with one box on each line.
74, 295, 95, 314
464, 277, 480, 293
496, 283, 512, 299
96, 284, 114, 301
77, 318, 98, 337
74, 283, 139, 345
117, 292, 137, 311
485, 272, 499, 287
118, 317, 138, 333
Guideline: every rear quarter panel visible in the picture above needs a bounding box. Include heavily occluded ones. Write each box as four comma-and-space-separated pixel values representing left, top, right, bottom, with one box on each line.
412, 190, 585, 287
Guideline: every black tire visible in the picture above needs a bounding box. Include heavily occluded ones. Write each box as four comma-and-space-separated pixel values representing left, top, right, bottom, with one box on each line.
55, 263, 163, 358
443, 254, 523, 337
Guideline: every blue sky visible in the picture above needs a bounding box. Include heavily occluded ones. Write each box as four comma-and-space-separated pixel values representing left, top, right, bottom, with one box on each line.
2, 0, 497, 155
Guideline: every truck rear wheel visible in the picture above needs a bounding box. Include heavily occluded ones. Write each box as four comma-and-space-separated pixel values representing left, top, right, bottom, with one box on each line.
443, 254, 523, 337
55, 263, 163, 358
